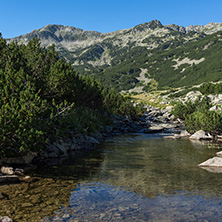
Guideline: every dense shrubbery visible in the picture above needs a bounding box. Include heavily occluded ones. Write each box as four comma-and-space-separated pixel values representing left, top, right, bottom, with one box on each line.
0, 35, 139, 157
172, 97, 222, 135
199, 82, 222, 95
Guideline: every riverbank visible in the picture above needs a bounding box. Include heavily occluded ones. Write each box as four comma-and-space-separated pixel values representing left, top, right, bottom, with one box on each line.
1, 101, 222, 181
0, 105, 182, 182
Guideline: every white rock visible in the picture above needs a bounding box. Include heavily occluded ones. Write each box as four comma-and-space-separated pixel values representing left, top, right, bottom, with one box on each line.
209, 105, 222, 111
189, 130, 213, 140
1, 166, 14, 175
198, 157, 222, 167
0, 216, 13, 222
184, 91, 203, 102
216, 151, 222, 157
180, 130, 191, 137
207, 94, 222, 105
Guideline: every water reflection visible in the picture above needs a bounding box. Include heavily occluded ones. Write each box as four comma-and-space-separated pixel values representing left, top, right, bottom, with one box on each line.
1, 134, 222, 221
47, 183, 222, 222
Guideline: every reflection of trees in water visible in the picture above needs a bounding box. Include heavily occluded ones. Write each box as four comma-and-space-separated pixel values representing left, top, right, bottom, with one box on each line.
93, 137, 222, 198
0, 149, 104, 221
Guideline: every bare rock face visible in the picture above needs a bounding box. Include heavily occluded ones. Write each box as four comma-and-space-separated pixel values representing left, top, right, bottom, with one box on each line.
184, 91, 203, 102
189, 130, 213, 141
207, 94, 222, 105
198, 157, 222, 167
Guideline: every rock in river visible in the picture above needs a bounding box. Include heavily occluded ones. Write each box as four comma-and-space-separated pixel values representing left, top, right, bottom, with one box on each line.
198, 157, 222, 167
189, 130, 213, 141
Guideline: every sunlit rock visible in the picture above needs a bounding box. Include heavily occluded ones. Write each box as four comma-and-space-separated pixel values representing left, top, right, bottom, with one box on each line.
198, 157, 222, 167
189, 130, 213, 141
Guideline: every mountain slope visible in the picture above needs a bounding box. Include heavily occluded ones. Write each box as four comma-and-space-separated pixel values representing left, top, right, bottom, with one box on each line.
8, 20, 222, 92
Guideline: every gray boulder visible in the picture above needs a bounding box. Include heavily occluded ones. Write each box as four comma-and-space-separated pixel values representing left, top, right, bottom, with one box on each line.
189, 130, 213, 140
164, 130, 190, 140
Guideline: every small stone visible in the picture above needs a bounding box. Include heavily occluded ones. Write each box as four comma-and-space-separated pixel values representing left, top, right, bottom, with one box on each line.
0, 216, 13, 222
15, 168, 25, 176
1, 166, 14, 175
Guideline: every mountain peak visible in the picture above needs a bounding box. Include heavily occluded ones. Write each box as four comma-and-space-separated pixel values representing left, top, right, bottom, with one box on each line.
133, 20, 163, 32
147, 20, 163, 29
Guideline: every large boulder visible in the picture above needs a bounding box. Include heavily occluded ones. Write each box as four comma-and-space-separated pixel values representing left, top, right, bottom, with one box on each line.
198, 157, 222, 167
189, 130, 213, 141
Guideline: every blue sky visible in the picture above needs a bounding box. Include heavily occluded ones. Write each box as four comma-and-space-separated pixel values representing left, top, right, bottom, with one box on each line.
1, 0, 222, 38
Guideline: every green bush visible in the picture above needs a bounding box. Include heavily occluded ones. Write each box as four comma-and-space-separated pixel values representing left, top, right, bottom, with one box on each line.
171, 97, 222, 135
0, 36, 140, 158
185, 111, 222, 135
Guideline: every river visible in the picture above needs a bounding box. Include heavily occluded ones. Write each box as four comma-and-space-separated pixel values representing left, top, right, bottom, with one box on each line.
1, 134, 222, 221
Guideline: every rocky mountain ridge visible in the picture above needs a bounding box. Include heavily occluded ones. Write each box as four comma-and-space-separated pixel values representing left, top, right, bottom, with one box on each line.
7, 20, 222, 92
8, 20, 222, 51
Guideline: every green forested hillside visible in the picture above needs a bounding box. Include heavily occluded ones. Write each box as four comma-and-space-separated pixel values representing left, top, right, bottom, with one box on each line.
9, 21, 222, 92
83, 31, 222, 91
0, 34, 138, 157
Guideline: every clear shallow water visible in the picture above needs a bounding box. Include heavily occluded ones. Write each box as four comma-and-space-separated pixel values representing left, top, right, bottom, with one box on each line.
42, 134, 222, 222
1, 134, 222, 221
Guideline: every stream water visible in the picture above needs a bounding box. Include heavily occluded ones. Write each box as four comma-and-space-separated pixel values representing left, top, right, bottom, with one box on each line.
1, 134, 222, 221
